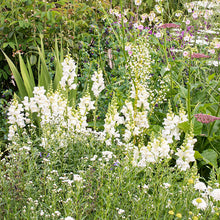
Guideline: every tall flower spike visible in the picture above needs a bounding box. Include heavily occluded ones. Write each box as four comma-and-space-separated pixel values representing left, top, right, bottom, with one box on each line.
60, 57, 77, 91
91, 69, 105, 98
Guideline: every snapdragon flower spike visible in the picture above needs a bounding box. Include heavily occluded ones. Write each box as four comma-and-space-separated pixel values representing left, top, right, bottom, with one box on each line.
128, 37, 152, 84
104, 95, 124, 146
60, 57, 77, 90
162, 104, 188, 144
132, 136, 171, 167
194, 113, 220, 124
175, 132, 196, 171
7, 99, 26, 140
78, 93, 95, 116
91, 69, 105, 97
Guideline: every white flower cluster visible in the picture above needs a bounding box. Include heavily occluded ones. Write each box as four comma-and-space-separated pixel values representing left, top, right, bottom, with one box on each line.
7, 87, 96, 141
102, 151, 115, 162
127, 36, 168, 107
162, 107, 188, 144
91, 69, 105, 97
78, 93, 95, 116
7, 99, 26, 140
60, 57, 77, 90
175, 132, 197, 171
130, 83, 150, 110
127, 37, 152, 84
132, 136, 170, 167
121, 100, 149, 142
104, 95, 124, 146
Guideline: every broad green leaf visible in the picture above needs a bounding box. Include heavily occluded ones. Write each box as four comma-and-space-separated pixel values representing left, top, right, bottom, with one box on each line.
178, 121, 190, 133
193, 119, 203, 136
179, 85, 187, 99
2, 43, 8, 48
201, 149, 218, 169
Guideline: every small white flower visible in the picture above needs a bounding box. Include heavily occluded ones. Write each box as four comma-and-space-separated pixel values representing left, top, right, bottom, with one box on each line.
117, 208, 125, 215
163, 183, 171, 188
210, 189, 220, 201
155, 32, 162, 38
65, 217, 75, 220
192, 12, 198, 19
40, 210, 44, 216
192, 198, 207, 210
194, 181, 207, 191
134, 0, 142, 6
73, 174, 83, 182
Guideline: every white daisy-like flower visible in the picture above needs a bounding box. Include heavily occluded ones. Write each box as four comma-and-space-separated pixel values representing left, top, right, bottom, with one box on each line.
210, 189, 220, 201
192, 198, 207, 210
134, 0, 142, 6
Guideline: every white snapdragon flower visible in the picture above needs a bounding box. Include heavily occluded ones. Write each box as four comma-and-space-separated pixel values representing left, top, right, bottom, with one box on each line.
60, 57, 77, 90
162, 108, 188, 144
104, 96, 124, 145
78, 94, 95, 116
91, 69, 105, 97
130, 83, 150, 110
132, 135, 170, 167
175, 133, 196, 171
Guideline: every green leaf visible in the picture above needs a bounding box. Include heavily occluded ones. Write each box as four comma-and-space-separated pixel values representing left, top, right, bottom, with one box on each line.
38, 45, 51, 91
193, 119, 203, 136
53, 38, 63, 90
208, 73, 215, 82
2, 50, 27, 98
179, 85, 187, 99
178, 121, 190, 133
194, 151, 203, 160
27, 58, 35, 89
2, 43, 8, 48
201, 149, 218, 169
19, 53, 34, 97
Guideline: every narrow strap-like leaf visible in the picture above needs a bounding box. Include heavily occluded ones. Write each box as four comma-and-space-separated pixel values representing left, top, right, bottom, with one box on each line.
2, 50, 27, 99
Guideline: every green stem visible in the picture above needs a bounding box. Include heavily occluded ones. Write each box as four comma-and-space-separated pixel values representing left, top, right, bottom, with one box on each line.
187, 58, 191, 123
93, 98, 98, 130
208, 96, 220, 137
120, 0, 127, 64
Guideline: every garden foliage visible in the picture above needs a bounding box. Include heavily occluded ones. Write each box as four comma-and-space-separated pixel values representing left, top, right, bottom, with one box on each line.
0, 0, 220, 219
